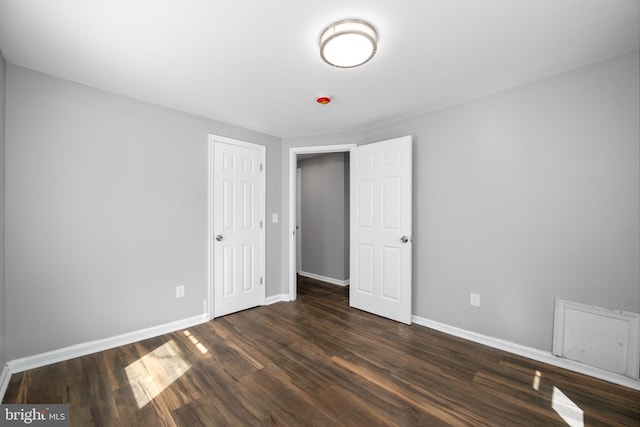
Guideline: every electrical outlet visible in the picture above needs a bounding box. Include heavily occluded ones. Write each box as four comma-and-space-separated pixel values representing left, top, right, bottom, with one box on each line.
470, 293, 480, 307
176, 285, 185, 299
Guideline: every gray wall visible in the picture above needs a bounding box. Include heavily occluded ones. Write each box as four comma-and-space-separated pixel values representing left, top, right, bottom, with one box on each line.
298, 152, 349, 281
4, 66, 281, 360
281, 51, 640, 352
2, 50, 638, 362
0, 50, 6, 369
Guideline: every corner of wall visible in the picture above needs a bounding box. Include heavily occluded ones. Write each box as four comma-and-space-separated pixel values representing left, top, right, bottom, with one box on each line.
0, 49, 7, 373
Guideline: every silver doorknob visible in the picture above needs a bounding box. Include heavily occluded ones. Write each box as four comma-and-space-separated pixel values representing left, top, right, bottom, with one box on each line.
401, 236, 410, 243
216, 235, 223, 241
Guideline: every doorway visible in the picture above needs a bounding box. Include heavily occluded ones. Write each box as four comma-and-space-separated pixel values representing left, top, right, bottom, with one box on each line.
296, 152, 350, 286
288, 137, 413, 324
288, 145, 356, 301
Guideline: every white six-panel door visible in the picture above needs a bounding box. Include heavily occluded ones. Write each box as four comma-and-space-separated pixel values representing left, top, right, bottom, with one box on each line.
350, 136, 413, 324
213, 138, 265, 317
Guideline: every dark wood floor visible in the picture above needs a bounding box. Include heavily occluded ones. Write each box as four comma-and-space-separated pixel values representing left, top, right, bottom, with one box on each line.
4, 276, 640, 426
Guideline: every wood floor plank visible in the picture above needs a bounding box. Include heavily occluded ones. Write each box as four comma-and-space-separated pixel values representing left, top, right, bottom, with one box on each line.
3, 275, 639, 426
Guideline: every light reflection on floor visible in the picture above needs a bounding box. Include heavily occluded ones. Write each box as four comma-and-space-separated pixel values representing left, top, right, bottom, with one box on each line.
125, 340, 192, 408
184, 330, 209, 354
552, 386, 584, 427
531, 369, 585, 427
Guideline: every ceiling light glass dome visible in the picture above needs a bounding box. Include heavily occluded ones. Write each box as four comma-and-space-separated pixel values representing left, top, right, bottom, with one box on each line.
319, 19, 377, 68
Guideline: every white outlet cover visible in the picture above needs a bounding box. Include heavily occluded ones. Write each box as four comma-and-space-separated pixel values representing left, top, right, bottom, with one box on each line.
176, 285, 185, 298
470, 293, 480, 307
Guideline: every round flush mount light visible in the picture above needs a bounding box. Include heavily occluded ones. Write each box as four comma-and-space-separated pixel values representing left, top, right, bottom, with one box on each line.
319, 19, 377, 68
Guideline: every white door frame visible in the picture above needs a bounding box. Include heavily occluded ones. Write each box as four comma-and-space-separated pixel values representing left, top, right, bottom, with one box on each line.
287, 144, 356, 301
296, 168, 302, 274
209, 134, 266, 319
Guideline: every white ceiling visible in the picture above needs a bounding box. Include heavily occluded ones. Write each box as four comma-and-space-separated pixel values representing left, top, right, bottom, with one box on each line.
0, 0, 638, 138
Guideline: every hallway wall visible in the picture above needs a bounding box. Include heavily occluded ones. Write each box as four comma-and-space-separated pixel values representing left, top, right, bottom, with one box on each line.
298, 152, 349, 282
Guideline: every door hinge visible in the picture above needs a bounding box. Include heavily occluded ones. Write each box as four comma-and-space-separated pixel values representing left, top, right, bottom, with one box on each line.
260, 220, 263, 228
260, 163, 263, 172
260, 277, 263, 285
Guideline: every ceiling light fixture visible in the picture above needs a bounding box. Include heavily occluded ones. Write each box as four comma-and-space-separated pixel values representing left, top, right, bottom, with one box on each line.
319, 19, 377, 68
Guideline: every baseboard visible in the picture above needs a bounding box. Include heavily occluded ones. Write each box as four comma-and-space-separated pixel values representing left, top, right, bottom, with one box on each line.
412, 315, 640, 391
5, 307, 635, 402
0, 363, 11, 402
265, 294, 290, 305
299, 271, 349, 287
6, 314, 209, 375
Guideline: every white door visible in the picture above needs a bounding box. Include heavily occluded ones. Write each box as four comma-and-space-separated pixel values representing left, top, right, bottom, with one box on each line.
213, 139, 265, 317
350, 136, 413, 324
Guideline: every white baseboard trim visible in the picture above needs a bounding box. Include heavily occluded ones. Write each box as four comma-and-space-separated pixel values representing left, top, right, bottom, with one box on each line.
0, 363, 11, 402
299, 271, 349, 287
6, 314, 209, 375
265, 294, 290, 305
412, 315, 640, 391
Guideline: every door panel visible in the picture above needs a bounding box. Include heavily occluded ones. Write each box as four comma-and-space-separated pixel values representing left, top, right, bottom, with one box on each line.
382, 177, 401, 229
357, 180, 374, 228
223, 180, 235, 229
223, 246, 235, 296
214, 140, 264, 317
356, 244, 374, 294
350, 136, 412, 324
243, 244, 254, 291
382, 246, 401, 301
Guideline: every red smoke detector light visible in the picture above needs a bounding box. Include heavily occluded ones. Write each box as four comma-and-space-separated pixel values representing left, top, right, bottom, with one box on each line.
316, 95, 332, 105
